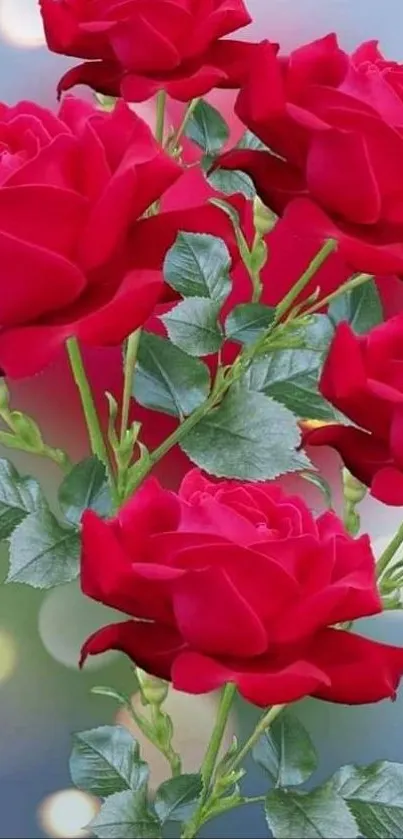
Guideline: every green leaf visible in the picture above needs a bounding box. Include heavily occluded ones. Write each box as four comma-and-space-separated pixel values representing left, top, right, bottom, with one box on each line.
332, 760, 403, 839
208, 167, 256, 199
161, 298, 223, 356
0, 458, 45, 541
265, 784, 359, 839
236, 130, 268, 151
58, 456, 112, 526
185, 99, 229, 154
225, 303, 275, 345
297, 314, 335, 350
164, 232, 231, 303
154, 774, 202, 823
328, 278, 383, 334
7, 508, 80, 588
91, 789, 161, 839
253, 710, 317, 787
181, 385, 310, 481
133, 332, 211, 418
70, 725, 148, 799
244, 347, 338, 421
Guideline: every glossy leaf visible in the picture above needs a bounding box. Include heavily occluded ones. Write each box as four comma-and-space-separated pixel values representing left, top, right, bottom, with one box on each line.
237, 130, 268, 151
164, 232, 231, 303
208, 167, 256, 199
244, 347, 338, 421
7, 508, 80, 588
185, 99, 229, 154
91, 789, 161, 839
253, 710, 318, 787
161, 298, 223, 356
154, 774, 202, 823
181, 385, 310, 480
328, 278, 383, 334
133, 332, 210, 417
70, 725, 148, 799
225, 303, 275, 345
0, 458, 45, 541
265, 784, 358, 839
58, 457, 112, 526
332, 760, 403, 839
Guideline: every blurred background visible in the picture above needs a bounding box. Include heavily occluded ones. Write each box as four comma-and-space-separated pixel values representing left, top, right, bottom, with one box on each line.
2, 1, 403, 837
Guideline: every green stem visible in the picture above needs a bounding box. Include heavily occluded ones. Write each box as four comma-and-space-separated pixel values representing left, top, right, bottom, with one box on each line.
66, 337, 118, 503
155, 90, 167, 144
169, 97, 200, 151
181, 684, 237, 839
274, 239, 337, 323
376, 522, 403, 580
127, 388, 220, 493
0, 429, 72, 473
302, 272, 373, 317
200, 684, 237, 793
227, 704, 286, 773
127, 246, 368, 496
120, 330, 141, 442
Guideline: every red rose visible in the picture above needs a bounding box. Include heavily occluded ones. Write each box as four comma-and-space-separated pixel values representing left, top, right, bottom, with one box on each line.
0, 98, 241, 379
0, 97, 181, 377
40, 0, 255, 103
304, 316, 403, 506
80, 469, 403, 706
218, 35, 403, 274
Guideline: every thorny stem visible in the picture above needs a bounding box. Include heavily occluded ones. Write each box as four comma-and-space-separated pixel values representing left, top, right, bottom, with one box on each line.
181, 685, 237, 839
274, 239, 337, 323
302, 272, 373, 317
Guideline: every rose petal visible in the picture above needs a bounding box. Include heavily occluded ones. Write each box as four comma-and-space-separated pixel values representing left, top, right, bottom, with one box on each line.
81, 510, 174, 622
306, 129, 381, 225
0, 184, 88, 257
0, 231, 85, 328
117, 477, 181, 557
171, 564, 268, 656
172, 650, 329, 706
304, 424, 392, 488
80, 620, 186, 679
57, 61, 123, 99
310, 628, 403, 703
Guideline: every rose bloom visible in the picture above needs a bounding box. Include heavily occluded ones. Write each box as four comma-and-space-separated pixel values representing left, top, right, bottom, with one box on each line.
80, 468, 403, 706
40, 0, 256, 103
0, 98, 238, 379
218, 35, 403, 274
304, 315, 403, 506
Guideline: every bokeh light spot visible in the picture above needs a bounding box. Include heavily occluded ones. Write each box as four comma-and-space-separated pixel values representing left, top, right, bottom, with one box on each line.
0, 0, 46, 48
0, 629, 17, 685
37, 789, 99, 839
38, 582, 120, 671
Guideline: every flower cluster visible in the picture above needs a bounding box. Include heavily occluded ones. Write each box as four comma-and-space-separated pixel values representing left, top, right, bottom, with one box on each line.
81, 469, 403, 706
0, 0, 397, 708
4, 3, 403, 835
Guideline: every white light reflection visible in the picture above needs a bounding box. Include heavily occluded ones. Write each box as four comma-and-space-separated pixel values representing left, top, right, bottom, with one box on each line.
0, 0, 46, 48
37, 789, 99, 839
